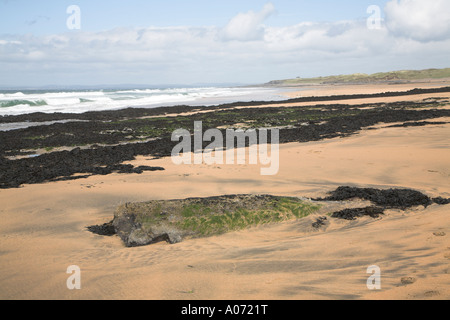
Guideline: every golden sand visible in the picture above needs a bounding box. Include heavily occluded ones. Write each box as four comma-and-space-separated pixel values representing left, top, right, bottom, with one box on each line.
0, 83, 449, 300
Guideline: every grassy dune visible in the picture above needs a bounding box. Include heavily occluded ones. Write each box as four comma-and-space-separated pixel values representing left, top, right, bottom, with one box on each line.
266, 68, 450, 86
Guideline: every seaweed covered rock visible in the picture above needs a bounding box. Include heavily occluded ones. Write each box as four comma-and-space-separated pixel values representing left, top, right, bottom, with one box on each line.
312, 216, 328, 228
86, 221, 116, 236
108, 195, 321, 247
331, 207, 385, 220
432, 197, 450, 205
320, 186, 450, 221
315, 186, 432, 209
112, 206, 184, 247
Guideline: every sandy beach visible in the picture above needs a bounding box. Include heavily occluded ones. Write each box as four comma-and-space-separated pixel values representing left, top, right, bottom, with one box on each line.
0, 83, 449, 300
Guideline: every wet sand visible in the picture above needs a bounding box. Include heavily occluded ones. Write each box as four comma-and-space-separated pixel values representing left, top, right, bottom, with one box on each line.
0, 83, 449, 300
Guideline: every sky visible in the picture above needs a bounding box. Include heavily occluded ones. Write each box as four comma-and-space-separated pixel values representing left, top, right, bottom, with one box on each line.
0, 0, 449, 87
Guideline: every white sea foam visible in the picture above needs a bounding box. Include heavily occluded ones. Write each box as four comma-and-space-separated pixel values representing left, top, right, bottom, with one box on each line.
0, 87, 289, 116
10, 92, 25, 97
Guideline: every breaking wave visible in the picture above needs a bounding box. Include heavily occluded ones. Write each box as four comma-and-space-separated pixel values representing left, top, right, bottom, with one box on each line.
0, 87, 290, 116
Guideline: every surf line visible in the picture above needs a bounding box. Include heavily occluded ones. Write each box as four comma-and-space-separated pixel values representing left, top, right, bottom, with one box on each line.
171, 121, 280, 176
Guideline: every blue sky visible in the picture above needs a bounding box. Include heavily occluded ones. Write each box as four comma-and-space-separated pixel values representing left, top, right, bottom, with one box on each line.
1, 0, 387, 34
0, 0, 449, 87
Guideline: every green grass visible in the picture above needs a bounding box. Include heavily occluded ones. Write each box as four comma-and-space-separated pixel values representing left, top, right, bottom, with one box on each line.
173, 197, 320, 236
268, 67, 450, 85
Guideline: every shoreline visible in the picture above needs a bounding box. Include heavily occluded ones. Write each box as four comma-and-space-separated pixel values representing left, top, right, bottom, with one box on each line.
1, 83, 450, 189
1, 83, 450, 124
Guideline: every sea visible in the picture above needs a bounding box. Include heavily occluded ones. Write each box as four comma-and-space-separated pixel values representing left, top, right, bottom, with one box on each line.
0, 86, 292, 117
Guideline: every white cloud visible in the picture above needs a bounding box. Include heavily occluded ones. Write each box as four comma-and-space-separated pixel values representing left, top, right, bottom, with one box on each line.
0, 40, 22, 45
385, 0, 450, 42
221, 3, 276, 41
1, 2, 450, 86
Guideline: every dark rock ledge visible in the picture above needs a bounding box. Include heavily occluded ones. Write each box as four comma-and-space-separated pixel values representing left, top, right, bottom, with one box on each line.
314, 186, 449, 221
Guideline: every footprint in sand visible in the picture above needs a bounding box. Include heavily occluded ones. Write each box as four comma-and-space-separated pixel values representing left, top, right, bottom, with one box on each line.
401, 277, 417, 285
81, 184, 95, 189
424, 291, 440, 298
444, 248, 450, 260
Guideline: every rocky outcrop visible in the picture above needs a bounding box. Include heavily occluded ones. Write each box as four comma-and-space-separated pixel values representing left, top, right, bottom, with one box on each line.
314, 186, 433, 209
86, 221, 116, 236
319, 186, 449, 221
1, 89, 450, 189
330, 207, 385, 220
87, 188, 449, 247
112, 210, 184, 247
0, 145, 166, 189
88, 194, 320, 247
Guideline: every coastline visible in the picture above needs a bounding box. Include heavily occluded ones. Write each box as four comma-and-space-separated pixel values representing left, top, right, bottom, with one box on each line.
0, 82, 449, 300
